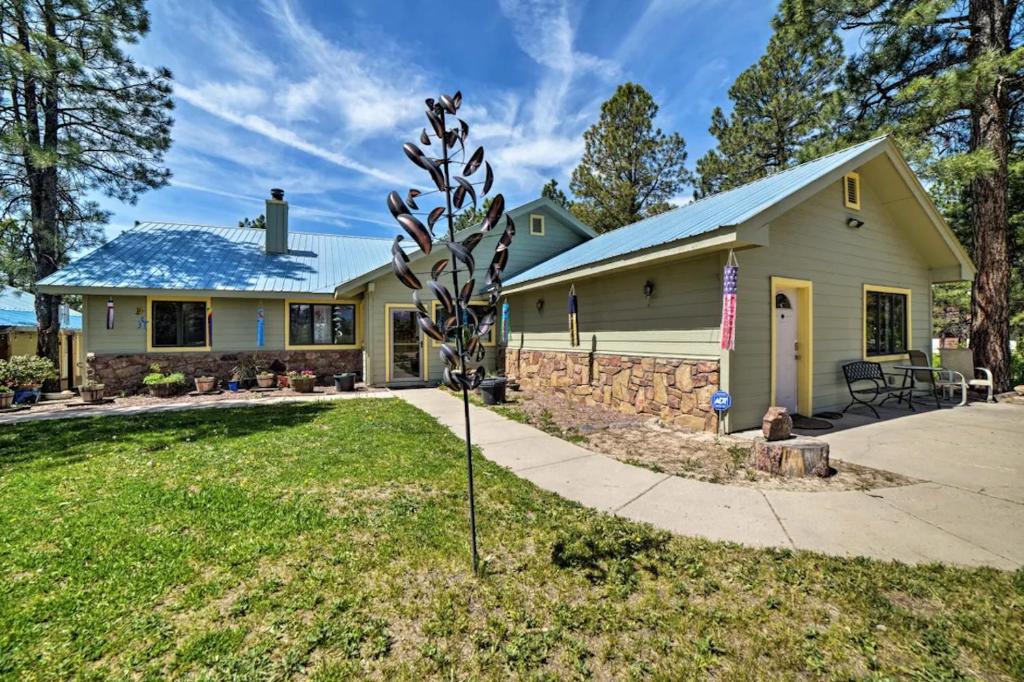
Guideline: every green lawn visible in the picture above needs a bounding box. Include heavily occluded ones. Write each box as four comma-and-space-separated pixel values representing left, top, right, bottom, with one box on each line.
0, 399, 1021, 680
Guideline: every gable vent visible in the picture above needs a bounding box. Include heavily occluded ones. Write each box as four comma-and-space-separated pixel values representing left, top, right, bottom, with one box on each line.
843, 172, 861, 210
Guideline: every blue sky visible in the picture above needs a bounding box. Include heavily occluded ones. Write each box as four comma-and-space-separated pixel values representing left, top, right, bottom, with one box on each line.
106, 0, 777, 242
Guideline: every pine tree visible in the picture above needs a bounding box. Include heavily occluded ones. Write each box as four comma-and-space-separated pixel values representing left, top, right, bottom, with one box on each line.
541, 178, 570, 208
0, 0, 173, 368
239, 214, 266, 229
784, 0, 1023, 391
569, 83, 689, 233
694, 24, 844, 197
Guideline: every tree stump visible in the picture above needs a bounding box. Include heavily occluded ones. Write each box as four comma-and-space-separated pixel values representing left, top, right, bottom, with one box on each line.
750, 436, 830, 477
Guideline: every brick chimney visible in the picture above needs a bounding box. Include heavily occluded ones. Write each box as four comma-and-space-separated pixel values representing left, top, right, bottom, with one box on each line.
265, 188, 288, 254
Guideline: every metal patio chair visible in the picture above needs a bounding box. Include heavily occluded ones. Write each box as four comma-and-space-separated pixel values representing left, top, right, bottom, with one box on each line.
842, 360, 912, 419
938, 348, 995, 403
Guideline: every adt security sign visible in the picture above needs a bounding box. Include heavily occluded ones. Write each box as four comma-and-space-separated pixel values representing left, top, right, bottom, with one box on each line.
711, 390, 732, 412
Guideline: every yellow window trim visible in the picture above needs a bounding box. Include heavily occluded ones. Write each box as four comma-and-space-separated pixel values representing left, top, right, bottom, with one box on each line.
283, 298, 363, 351
529, 213, 545, 236
769, 277, 814, 416
429, 300, 497, 348
843, 172, 861, 210
146, 295, 213, 353
384, 303, 422, 383
862, 284, 911, 362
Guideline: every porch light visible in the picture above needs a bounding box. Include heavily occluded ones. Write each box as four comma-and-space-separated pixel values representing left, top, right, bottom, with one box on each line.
536, 298, 544, 313
643, 280, 655, 304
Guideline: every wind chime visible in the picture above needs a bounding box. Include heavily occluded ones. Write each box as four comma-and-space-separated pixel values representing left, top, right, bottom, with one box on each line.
386, 90, 515, 574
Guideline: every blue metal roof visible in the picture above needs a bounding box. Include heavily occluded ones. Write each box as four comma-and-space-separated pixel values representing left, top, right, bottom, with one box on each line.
506, 136, 889, 287
0, 286, 82, 330
37, 223, 395, 294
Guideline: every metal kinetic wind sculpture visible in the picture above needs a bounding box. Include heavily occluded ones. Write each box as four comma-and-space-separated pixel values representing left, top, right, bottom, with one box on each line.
387, 90, 515, 573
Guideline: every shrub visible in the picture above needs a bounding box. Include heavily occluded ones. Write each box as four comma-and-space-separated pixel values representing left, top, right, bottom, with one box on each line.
142, 363, 186, 387
0, 355, 58, 388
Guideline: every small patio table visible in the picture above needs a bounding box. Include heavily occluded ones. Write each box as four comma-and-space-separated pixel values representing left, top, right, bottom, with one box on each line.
893, 365, 968, 408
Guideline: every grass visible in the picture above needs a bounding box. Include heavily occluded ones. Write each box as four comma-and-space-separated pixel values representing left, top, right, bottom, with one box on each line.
0, 398, 1022, 679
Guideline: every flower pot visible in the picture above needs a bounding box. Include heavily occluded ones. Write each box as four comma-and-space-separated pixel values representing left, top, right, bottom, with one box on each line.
257, 374, 276, 389
80, 385, 105, 404
14, 386, 41, 405
334, 373, 356, 392
0, 391, 13, 410
277, 374, 290, 388
195, 377, 217, 393
227, 380, 240, 392
240, 378, 256, 389
479, 377, 508, 405
290, 376, 315, 393
149, 383, 178, 398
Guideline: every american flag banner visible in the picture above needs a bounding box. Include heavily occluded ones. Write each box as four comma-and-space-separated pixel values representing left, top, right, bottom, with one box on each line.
720, 252, 738, 351
568, 284, 580, 347
106, 297, 114, 330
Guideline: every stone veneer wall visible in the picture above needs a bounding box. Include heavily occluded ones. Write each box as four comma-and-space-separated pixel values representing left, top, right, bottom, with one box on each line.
506, 349, 720, 431
91, 350, 361, 394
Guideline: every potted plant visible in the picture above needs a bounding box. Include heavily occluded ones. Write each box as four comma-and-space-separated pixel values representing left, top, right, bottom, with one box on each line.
227, 375, 240, 392
230, 355, 260, 389
0, 359, 15, 409
256, 371, 276, 389
288, 369, 316, 393
195, 375, 217, 393
142, 363, 186, 398
3, 355, 57, 404
77, 353, 106, 404
277, 373, 290, 388
334, 372, 356, 392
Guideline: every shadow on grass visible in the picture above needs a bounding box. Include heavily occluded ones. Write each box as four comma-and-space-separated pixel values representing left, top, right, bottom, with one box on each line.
0, 401, 338, 469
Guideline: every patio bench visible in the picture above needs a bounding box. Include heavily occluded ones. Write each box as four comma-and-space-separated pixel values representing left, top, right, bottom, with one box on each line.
842, 361, 912, 419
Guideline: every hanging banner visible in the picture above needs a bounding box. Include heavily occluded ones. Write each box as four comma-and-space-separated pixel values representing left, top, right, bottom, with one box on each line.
256, 305, 265, 347
106, 297, 114, 330
501, 300, 510, 346
720, 251, 738, 351
568, 284, 580, 348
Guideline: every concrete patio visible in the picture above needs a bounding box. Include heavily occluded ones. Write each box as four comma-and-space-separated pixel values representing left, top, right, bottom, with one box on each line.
398, 389, 1024, 569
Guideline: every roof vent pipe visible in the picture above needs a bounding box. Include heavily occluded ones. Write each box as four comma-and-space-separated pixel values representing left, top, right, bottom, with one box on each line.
265, 188, 288, 254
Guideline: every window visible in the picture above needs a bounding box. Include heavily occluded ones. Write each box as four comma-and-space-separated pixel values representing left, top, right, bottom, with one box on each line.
152, 300, 208, 348
844, 172, 861, 210
287, 302, 356, 346
529, 213, 545, 236
432, 301, 496, 347
864, 286, 910, 358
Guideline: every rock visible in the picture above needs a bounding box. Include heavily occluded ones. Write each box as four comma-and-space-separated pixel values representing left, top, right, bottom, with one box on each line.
653, 372, 668, 404
762, 406, 793, 441
673, 414, 706, 431
1015, 384, 1024, 396
675, 364, 694, 392
612, 369, 631, 401
750, 436, 830, 477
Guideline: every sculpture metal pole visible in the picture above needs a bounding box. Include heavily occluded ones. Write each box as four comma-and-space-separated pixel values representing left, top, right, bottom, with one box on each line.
386, 91, 514, 574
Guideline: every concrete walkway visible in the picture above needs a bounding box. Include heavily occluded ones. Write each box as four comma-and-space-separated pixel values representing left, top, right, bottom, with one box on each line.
397, 389, 1024, 570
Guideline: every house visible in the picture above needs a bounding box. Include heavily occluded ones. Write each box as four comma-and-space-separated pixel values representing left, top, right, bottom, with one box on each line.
0, 285, 83, 389
500, 136, 975, 433
35, 192, 594, 393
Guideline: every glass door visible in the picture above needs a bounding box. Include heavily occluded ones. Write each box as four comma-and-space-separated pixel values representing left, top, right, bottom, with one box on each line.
390, 307, 421, 382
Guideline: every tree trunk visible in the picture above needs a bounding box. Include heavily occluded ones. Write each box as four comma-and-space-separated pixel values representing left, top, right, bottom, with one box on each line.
968, 0, 1012, 391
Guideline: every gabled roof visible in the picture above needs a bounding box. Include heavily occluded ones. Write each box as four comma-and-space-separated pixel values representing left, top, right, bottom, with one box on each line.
37, 223, 395, 295
0, 285, 82, 330
505, 136, 972, 289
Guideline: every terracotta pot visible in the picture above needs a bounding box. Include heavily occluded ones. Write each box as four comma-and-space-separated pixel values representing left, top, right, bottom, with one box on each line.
257, 374, 276, 389
80, 385, 105, 404
277, 374, 290, 388
0, 392, 13, 410
290, 376, 315, 393
195, 377, 217, 393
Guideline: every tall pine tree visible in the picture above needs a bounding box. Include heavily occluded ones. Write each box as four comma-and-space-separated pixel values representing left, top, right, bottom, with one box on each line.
0, 0, 173, 367
694, 24, 844, 197
777, 0, 1022, 390
570, 83, 689, 233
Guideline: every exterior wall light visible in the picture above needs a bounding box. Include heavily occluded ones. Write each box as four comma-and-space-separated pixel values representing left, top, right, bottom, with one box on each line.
536, 298, 544, 312
643, 280, 655, 304
847, 217, 865, 229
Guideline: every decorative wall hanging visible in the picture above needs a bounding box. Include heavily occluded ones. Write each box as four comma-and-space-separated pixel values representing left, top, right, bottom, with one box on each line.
207, 309, 214, 346
105, 297, 114, 330
720, 250, 738, 351
501, 300, 510, 346
386, 90, 514, 574
256, 304, 265, 347
136, 315, 147, 330
568, 284, 580, 348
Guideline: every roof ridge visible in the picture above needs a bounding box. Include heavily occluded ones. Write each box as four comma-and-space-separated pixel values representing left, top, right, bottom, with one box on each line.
132, 221, 392, 241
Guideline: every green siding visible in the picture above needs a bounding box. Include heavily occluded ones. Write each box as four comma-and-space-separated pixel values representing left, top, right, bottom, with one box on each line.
507, 254, 722, 359
84, 294, 147, 353
727, 175, 932, 430
363, 204, 590, 385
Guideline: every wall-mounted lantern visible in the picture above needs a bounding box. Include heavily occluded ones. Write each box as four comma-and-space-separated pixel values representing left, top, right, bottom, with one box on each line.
643, 280, 655, 305
536, 298, 544, 313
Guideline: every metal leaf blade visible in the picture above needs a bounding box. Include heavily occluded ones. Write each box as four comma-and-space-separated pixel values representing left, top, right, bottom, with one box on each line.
396, 213, 432, 254
480, 193, 505, 232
